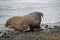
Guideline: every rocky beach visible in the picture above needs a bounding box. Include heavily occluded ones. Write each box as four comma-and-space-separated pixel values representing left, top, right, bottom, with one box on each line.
0, 22, 60, 40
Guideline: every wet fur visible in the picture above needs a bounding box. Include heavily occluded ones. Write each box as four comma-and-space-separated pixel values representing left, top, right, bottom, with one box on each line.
5, 12, 43, 31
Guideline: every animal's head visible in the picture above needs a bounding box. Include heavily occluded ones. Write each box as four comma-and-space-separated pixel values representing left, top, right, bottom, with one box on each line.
30, 11, 44, 21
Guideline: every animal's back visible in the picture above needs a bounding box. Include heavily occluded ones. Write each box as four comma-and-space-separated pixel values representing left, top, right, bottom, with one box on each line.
5, 16, 22, 26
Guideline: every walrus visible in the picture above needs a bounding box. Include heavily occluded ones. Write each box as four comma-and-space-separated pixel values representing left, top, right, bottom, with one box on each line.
5, 12, 43, 31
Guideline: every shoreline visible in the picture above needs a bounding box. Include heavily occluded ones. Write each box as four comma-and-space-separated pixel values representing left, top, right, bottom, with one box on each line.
0, 22, 60, 40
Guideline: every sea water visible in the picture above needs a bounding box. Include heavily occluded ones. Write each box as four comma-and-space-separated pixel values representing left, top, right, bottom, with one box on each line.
0, 0, 60, 24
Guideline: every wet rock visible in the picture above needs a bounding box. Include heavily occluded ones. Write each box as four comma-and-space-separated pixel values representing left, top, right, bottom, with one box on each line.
0, 22, 60, 40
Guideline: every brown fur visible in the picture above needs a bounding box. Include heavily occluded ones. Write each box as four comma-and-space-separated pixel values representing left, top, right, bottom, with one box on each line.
5, 12, 43, 31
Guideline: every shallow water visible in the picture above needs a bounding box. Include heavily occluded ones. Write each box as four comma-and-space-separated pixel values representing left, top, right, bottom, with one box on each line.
0, 0, 60, 24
